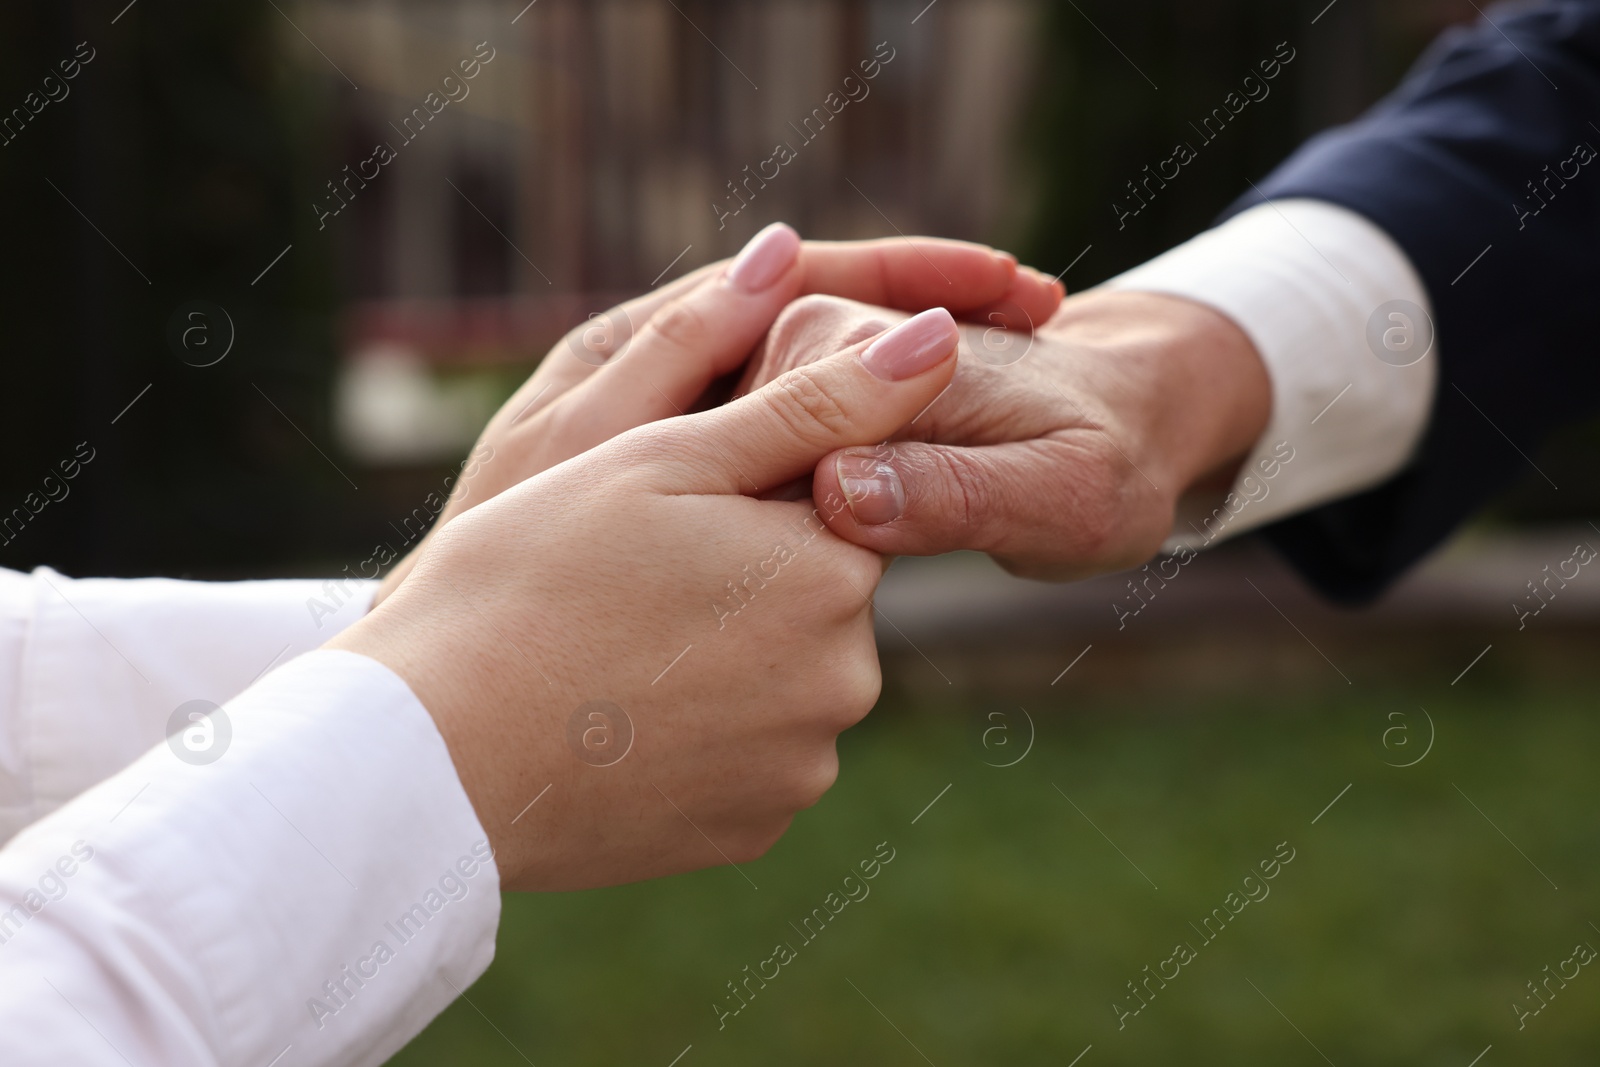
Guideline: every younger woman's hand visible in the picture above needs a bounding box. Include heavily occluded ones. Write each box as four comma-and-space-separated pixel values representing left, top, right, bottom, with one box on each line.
370, 224, 1062, 606
332, 309, 963, 891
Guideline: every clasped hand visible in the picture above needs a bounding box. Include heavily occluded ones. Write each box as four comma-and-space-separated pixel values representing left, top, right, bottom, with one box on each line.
333, 223, 1268, 892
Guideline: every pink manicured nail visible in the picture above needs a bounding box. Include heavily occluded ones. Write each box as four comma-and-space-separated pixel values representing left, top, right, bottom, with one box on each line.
837, 450, 905, 525
726, 222, 801, 293
859, 308, 958, 381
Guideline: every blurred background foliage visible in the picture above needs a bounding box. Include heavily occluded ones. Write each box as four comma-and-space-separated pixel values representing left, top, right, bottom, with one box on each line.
2, 1, 1597, 1063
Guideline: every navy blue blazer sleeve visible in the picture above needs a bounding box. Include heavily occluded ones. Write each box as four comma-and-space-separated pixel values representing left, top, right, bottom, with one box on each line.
1224, 0, 1600, 604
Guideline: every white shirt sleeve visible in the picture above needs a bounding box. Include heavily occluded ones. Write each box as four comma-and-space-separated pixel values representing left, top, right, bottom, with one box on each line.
0, 648, 501, 1067
1101, 198, 1439, 549
0, 567, 376, 842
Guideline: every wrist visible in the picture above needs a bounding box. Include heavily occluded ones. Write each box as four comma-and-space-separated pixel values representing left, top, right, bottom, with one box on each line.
1047, 290, 1271, 497
327, 581, 545, 888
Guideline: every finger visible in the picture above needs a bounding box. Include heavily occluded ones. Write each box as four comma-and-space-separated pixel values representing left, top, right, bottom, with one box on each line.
809, 437, 1144, 574
638, 238, 1037, 323
556, 223, 809, 437
962, 265, 1067, 332
574, 237, 1024, 366
798, 240, 1063, 328
648, 308, 960, 495
730, 296, 899, 400
497, 221, 807, 435
796, 239, 1017, 317
509, 261, 731, 420
529, 238, 1058, 416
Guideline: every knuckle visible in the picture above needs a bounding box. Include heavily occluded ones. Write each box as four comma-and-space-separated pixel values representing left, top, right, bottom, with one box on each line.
837, 655, 883, 726
804, 541, 880, 621
794, 751, 841, 810
645, 296, 711, 352
839, 551, 883, 606
931, 447, 993, 536
762, 370, 852, 442
766, 294, 855, 366
773, 292, 852, 333
563, 306, 632, 362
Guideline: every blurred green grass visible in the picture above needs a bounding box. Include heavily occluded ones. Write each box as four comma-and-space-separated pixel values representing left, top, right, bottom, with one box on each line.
389, 666, 1600, 1065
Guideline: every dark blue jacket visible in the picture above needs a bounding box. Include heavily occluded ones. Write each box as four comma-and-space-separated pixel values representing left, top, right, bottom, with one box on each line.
1228, 0, 1600, 603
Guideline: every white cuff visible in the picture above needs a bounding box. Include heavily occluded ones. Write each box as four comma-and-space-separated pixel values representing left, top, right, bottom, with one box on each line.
0, 649, 499, 1067
1102, 199, 1438, 549
0, 568, 375, 840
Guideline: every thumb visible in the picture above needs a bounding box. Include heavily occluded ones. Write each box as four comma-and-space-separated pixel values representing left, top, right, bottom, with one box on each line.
651, 309, 960, 495
810, 438, 1157, 578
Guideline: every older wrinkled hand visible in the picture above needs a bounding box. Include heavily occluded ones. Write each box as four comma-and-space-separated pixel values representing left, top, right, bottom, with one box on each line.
737, 289, 1273, 580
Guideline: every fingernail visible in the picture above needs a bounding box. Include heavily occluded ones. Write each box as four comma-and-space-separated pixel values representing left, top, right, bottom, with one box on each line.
837, 450, 905, 525
726, 222, 801, 293
859, 308, 958, 381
